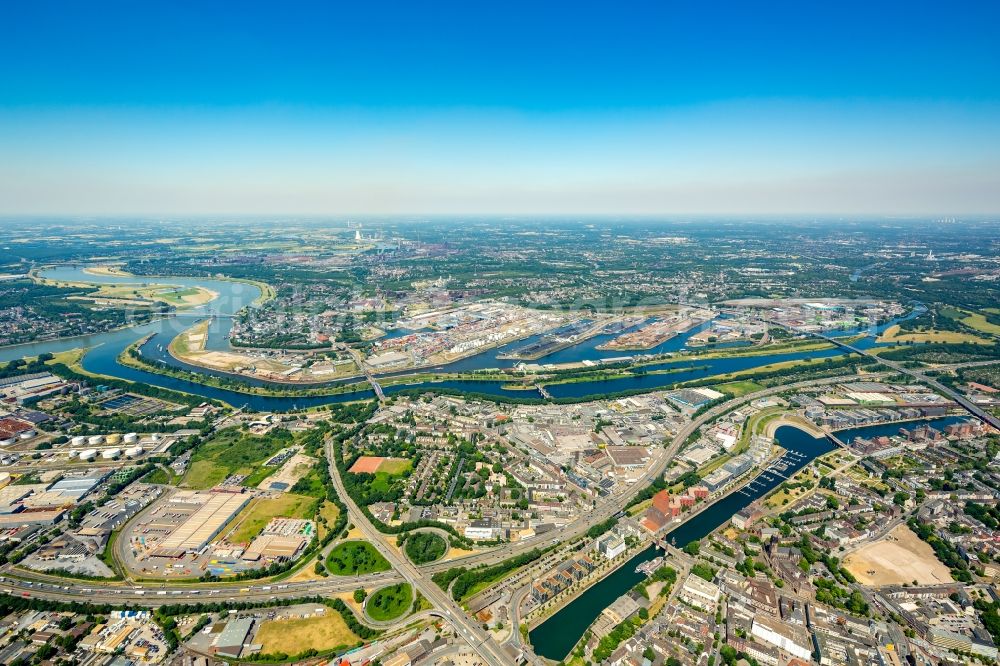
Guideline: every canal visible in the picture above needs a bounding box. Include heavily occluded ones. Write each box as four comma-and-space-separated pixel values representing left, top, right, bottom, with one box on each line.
528, 415, 954, 662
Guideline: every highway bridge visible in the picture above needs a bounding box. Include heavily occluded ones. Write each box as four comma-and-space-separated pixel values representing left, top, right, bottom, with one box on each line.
366, 372, 385, 400
0, 369, 919, 657
770, 322, 1000, 431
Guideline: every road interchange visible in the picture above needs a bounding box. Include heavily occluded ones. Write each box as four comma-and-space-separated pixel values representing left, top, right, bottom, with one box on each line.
4, 358, 993, 659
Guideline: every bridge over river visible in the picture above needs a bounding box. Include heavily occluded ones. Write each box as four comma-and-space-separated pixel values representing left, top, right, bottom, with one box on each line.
769, 321, 1000, 432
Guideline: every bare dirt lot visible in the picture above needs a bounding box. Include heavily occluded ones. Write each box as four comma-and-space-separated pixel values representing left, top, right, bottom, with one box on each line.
844, 524, 954, 587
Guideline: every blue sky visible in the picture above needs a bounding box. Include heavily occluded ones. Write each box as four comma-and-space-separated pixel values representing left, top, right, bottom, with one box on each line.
1, 0, 999, 214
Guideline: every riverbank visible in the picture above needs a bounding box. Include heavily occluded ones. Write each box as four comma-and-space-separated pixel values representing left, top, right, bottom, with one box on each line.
37, 264, 274, 309
83, 265, 131, 277
211, 274, 275, 306
530, 425, 836, 661
120, 338, 375, 399
167, 319, 364, 385
0, 314, 172, 355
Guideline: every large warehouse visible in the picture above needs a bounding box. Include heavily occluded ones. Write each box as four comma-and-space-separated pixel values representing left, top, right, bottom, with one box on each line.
151, 491, 250, 558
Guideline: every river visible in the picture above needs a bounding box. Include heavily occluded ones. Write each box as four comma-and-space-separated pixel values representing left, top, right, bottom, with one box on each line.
0, 267, 923, 409
0, 271, 947, 655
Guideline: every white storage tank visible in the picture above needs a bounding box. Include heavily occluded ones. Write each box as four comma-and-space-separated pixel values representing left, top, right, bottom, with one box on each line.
124, 433, 139, 444
87, 435, 104, 445
149, 433, 161, 442
106, 433, 122, 445
71, 435, 87, 446
79, 448, 98, 461
124, 446, 143, 458
67, 450, 78, 459
102, 448, 121, 460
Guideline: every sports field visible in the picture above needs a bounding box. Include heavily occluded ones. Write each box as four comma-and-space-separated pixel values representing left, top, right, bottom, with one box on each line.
348, 456, 411, 475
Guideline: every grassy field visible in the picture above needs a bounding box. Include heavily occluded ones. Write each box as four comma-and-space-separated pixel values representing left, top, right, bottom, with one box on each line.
253, 611, 359, 655
764, 467, 814, 508
182, 460, 231, 489
404, 532, 448, 564
87, 283, 216, 308
708, 357, 819, 383
376, 458, 413, 475
226, 493, 317, 544
935, 306, 1000, 337
877, 324, 990, 344
636, 338, 836, 366
155, 286, 216, 306
960, 311, 1000, 336
316, 500, 341, 540
170, 320, 210, 357
718, 380, 764, 397
242, 464, 279, 488
145, 467, 180, 486
326, 541, 391, 575
181, 428, 292, 489
366, 583, 412, 621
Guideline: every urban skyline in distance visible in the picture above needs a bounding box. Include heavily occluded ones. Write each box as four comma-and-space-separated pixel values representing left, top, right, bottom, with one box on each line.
1, 4, 1000, 666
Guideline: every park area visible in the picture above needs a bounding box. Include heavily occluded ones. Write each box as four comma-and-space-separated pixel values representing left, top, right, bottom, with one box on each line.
843, 525, 953, 587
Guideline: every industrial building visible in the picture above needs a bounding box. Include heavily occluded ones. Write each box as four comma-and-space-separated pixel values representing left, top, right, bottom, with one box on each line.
151, 491, 250, 557
210, 618, 254, 659
241, 518, 314, 562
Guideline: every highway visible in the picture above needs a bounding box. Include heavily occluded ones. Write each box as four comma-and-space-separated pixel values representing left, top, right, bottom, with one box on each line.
1, 368, 908, 661
775, 325, 1000, 430
324, 439, 514, 666
0, 568, 401, 606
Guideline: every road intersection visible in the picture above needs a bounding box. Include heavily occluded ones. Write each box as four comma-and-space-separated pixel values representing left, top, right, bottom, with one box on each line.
2, 368, 937, 662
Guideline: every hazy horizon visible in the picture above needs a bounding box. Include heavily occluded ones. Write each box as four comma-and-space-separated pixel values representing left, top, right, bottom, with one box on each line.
2, 1, 999, 215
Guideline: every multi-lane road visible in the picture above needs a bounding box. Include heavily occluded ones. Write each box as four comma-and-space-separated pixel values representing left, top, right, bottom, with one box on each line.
324, 440, 514, 666
0, 568, 401, 606
770, 323, 1000, 429
9, 364, 984, 661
